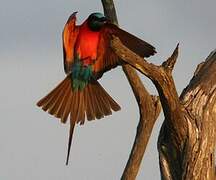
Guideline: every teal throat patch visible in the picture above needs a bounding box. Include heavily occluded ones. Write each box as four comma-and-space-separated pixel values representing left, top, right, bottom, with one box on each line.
71, 61, 93, 91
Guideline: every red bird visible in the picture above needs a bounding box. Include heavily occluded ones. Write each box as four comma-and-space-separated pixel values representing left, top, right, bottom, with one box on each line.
37, 12, 156, 165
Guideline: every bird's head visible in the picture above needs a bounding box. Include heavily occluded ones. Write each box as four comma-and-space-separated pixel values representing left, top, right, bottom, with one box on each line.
87, 12, 108, 31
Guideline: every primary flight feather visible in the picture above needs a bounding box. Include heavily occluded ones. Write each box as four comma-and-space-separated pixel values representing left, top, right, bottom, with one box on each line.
37, 12, 156, 165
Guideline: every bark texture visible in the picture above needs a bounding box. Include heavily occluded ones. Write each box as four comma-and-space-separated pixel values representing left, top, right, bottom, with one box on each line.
101, 1, 161, 179
102, 1, 216, 179
178, 50, 216, 180
111, 36, 216, 180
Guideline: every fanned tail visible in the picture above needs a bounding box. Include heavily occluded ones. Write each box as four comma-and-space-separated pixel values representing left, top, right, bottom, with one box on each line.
37, 76, 121, 164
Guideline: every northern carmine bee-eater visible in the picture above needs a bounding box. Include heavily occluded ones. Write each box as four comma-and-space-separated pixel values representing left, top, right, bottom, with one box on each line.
37, 12, 156, 165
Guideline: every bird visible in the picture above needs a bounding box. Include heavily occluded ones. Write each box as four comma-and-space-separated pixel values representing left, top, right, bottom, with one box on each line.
37, 12, 156, 165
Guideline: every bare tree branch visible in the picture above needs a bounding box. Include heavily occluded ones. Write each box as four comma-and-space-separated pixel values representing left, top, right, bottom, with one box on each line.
101, 0, 118, 25
111, 35, 216, 179
121, 65, 161, 180
179, 51, 216, 179
157, 51, 216, 180
111, 35, 187, 178
101, 1, 161, 179
162, 44, 179, 72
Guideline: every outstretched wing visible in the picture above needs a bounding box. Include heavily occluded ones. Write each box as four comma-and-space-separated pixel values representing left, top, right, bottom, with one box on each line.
62, 12, 79, 74
93, 23, 156, 77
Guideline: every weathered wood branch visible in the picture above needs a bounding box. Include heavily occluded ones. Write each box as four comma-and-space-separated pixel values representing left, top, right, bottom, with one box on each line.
162, 43, 179, 72
102, 1, 216, 179
157, 50, 216, 180
111, 37, 187, 145
101, 0, 118, 25
111, 36, 216, 179
101, 1, 161, 179
178, 50, 216, 179
121, 65, 161, 180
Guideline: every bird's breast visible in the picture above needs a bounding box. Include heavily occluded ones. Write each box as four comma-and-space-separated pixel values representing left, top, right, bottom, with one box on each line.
75, 27, 100, 62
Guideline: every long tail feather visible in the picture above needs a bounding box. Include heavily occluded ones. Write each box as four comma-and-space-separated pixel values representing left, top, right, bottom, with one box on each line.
84, 86, 95, 120
37, 77, 68, 109
61, 91, 73, 123
55, 84, 71, 118
66, 119, 76, 165
78, 92, 85, 125
37, 76, 121, 165
95, 84, 112, 116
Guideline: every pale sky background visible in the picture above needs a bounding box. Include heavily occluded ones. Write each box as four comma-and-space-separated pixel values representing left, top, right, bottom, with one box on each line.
0, 0, 215, 179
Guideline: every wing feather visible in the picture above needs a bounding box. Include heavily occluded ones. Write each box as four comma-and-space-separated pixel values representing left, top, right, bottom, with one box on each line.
93, 23, 156, 77
62, 12, 79, 74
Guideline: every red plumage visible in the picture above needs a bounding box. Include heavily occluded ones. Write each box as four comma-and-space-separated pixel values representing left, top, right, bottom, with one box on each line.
75, 21, 100, 65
